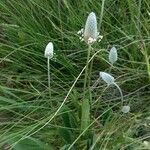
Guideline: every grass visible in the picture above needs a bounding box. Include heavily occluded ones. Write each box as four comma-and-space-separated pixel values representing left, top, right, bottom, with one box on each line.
0, 0, 150, 149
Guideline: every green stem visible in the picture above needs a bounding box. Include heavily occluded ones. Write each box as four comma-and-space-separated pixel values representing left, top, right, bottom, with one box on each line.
81, 45, 91, 131
83, 45, 91, 99
99, 0, 105, 29
113, 82, 123, 106
144, 51, 150, 82
88, 57, 93, 87
88, 55, 94, 103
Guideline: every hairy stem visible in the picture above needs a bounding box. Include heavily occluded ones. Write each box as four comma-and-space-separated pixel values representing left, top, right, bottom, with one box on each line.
144, 51, 150, 82
88, 56, 93, 88
113, 82, 123, 106
47, 57, 51, 97
81, 45, 92, 131
83, 45, 91, 99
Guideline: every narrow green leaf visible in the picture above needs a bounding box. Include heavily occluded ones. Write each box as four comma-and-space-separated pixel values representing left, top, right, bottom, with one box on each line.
8, 136, 51, 150
58, 128, 72, 144
81, 98, 90, 131
61, 106, 77, 129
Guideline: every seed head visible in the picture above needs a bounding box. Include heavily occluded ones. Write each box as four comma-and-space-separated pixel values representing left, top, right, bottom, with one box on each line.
109, 46, 118, 64
99, 72, 115, 85
78, 12, 103, 44
121, 105, 130, 113
44, 42, 54, 59
84, 12, 98, 44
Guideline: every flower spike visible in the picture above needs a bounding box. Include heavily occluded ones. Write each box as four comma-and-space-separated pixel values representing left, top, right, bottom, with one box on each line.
44, 42, 54, 59
78, 12, 103, 45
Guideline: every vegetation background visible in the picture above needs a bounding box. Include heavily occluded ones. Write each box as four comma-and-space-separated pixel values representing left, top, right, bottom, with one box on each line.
0, 0, 150, 149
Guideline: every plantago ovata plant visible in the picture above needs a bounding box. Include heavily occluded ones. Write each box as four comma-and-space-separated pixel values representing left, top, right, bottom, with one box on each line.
99, 72, 123, 104
99, 72, 130, 113
80, 12, 103, 97
44, 42, 54, 97
79, 12, 104, 131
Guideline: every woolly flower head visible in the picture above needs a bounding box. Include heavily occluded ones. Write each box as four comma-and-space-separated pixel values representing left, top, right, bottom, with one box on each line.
121, 105, 130, 113
109, 46, 118, 64
44, 42, 54, 59
77, 12, 103, 45
99, 72, 115, 85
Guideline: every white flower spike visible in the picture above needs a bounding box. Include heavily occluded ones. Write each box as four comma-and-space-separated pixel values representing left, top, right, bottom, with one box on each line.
121, 105, 130, 113
44, 42, 54, 96
44, 42, 54, 59
109, 46, 118, 64
78, 12, 103, 44
99, 72, 115, 85
84, 12, 97, 44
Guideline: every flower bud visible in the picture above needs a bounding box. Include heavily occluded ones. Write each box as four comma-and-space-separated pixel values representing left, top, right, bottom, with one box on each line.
121, 105, 130, 113
44, 42, 54, 59
84, 12, 98, 44
99, 72, 115, 85
109, 46, 118, 64
77, 12, 103, 44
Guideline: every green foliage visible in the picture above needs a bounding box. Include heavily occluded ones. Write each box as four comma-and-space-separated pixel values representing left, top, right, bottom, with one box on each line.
81, 98, 90, 131
0, 0, 150, 149
8, 136, 51, 150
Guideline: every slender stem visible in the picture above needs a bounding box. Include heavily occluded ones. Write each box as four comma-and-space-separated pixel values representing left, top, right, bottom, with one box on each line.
47, 57, 51, 97
83, 45, 91, 99
92, 85, 109, 106
144, 51, 150, 82
88, 56, 94, 88
99, 0, 105, 29
113, 82, 123, 106
88, 53, 94, 103
109, 65, 113, 73
91, 78, 99, 91
81, 45, 92, 131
